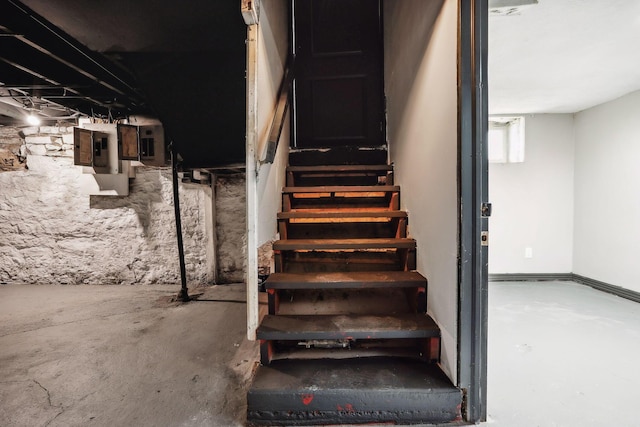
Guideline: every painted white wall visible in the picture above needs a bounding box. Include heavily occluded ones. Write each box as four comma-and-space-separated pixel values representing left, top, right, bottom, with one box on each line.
573, 90, 640, 293
489, 114, 575, 274
384, 0, 458, 383
256, 0, 289, 247
0, 126, 217, 286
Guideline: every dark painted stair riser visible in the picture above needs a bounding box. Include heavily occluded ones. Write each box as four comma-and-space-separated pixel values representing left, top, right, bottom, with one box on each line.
287, 164, 393, 187
265, 271, 427, 316
288, 146, 388, 166
257, 313, 441, 365
272, 238, 417, 274
282, 185, 399, 211
278, 210, 407, 240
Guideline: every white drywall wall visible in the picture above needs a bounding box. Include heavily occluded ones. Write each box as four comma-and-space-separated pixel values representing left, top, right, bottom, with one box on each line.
573, 90, 640, 293
384, 0, 458, 382
489, 114, 575, 274
256, 0, 289, 248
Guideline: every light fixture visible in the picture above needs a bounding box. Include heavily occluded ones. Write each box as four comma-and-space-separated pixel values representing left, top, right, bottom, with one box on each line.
26, 113, 41, 126
23, 97, 43, 126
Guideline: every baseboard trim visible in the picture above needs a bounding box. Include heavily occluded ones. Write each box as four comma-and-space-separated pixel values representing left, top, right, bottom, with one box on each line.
572, 274, 640, 304
489, 273, 573, 282
489, 273, 640, 304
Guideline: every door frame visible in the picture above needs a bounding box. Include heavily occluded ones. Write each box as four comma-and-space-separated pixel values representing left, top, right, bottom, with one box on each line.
245, 0, 490, 420
458, 0, 488, 423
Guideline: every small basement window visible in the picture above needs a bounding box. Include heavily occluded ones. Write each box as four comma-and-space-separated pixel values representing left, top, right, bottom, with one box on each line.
488, 116, 525, 163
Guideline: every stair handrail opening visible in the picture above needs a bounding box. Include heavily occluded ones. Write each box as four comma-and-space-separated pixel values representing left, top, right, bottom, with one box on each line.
262, 55, 295, 163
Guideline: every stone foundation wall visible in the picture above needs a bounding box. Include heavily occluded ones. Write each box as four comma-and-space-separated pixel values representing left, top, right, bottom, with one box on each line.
215, 174, 246, 283
0, 125, 246, 285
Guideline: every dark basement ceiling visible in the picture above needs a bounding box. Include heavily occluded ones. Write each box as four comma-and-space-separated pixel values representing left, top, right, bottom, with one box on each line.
0, 0, 247, 168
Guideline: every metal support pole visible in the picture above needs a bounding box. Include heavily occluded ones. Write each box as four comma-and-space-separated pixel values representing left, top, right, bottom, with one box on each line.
171, 142, 190, 302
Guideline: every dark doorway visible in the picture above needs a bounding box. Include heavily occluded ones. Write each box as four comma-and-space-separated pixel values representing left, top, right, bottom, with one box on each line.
292, 0, 385, 149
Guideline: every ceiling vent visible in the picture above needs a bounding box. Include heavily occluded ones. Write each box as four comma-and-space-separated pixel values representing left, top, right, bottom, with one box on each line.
489, 0, 538, 16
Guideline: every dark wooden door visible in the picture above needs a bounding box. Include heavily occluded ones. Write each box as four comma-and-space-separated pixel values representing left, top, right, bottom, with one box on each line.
293, 0, 384, 148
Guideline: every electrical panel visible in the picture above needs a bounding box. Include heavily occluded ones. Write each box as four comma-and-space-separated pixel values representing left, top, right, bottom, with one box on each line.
73, 123, 126, 195
138, 124, 166, 166
118, 124, 139, 161
73, 128, 93, 167
73, 124, 118, 174
92, 132, 110, 171
73, 122, 167, 196
117, 123, 166, 166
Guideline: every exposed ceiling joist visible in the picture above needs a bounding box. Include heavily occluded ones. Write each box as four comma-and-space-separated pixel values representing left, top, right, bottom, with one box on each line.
0, 0, 148, 124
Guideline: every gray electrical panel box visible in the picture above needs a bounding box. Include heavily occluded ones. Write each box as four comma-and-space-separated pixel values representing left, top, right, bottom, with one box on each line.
73, 126, 115, 174
117, 123, 166, 166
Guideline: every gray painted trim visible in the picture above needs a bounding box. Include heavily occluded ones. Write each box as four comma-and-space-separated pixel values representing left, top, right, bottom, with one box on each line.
458, 0, 488, 423
489, 273, 640, 304
489, 273, 573, 282
572, 274, 640, 304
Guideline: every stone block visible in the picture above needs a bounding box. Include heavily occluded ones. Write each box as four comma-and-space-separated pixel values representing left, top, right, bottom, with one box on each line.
40, 126, 60, 134
26, 144, 47, 156
25, 136, 53, 145
62, 133, 74, 145
20, 127, 39, 136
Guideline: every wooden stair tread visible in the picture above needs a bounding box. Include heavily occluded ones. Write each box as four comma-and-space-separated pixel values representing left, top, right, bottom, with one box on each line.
287, 207, 398, 213
273, 238, 415, 250
264, 271, 427, 289
278, 210, 407, 219
257, 313, 439, 340
287, 165, 392, 173
283, 185, 399, 193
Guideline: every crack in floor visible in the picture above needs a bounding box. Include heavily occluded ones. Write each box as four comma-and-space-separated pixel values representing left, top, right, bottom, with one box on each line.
33, 379, 65, 427
33, 379, 53, 407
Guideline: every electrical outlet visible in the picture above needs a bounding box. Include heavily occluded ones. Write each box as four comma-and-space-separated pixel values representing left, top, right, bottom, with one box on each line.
525, 247, 533, 258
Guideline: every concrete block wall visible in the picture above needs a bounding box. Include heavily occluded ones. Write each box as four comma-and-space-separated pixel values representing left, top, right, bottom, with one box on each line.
0, 125, 246, 285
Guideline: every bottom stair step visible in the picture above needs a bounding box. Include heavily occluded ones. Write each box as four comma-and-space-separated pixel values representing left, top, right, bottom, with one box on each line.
247, 357, 462, 426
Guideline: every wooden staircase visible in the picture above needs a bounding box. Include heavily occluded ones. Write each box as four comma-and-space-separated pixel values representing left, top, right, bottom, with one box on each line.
247, 161, 462, 426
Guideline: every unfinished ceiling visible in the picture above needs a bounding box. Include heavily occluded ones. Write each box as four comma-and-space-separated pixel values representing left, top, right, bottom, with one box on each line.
7, 0, 634, 159
489, 0, 640, 114
0, 1, 147, 124
0, 0, 247, 168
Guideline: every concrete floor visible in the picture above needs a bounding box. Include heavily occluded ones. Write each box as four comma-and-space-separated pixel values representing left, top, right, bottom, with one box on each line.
486, 281, 640, 427
1, 280, 638, 426
0, 284, 259, 427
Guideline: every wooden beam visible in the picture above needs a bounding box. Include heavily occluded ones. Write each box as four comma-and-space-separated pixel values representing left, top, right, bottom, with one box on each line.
245, 23, 259, 340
